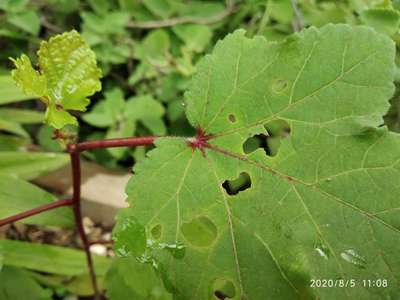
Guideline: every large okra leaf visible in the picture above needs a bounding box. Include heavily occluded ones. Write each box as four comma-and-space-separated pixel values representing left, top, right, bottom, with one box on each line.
116, 25, 400, 300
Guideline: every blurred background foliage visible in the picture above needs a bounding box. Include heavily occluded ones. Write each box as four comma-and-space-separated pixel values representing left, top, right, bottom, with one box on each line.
1, 0, 400, 170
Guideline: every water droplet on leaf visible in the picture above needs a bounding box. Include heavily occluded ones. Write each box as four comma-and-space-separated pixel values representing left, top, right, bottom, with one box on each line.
112, 216, 146, 258
159, 242, 186, 259
340, 249, 366, 268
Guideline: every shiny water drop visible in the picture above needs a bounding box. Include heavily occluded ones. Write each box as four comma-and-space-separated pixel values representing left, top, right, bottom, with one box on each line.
315, 248, 329, 260
159, 241, 186, 259
340, 249, 366, 269
112, 216, 146, 258
314, 241, 330, 260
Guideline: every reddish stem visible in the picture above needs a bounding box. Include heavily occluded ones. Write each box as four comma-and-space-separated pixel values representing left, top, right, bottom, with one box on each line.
77, 136, 157, 152
69, 149, 100, 299
0, 199, 72, 227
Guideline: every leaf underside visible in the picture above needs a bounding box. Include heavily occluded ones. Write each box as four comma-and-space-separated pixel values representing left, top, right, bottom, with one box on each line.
116, 25, 400, 300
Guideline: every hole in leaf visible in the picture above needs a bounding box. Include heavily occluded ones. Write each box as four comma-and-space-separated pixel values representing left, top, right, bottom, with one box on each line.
242, 119, 290, 156
150, 224, 162, 240
272, 78, 289, 93
228, 113, 236, 123
181, 216, 218, 247
243, 134, 269, 155
212, 278, 236, 299
222, 172, 251, 195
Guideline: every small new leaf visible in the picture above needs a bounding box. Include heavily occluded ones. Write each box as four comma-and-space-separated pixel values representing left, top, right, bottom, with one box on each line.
10, 30, 102, 129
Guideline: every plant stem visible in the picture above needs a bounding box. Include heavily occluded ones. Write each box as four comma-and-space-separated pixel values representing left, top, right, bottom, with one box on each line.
291, 0, 304, 32
69, 148, 100, 300
0, 199, 72, 227
76, 136, 157, 152
257, 2, 269, 35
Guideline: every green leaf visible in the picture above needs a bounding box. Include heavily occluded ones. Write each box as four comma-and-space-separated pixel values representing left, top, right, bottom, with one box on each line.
267, 0, 294, 24
116, 25, 400, 299
10, 54, 47, 97
0, 151, 69, 180
0, 118, 29, 137
0, 135, 29, 151
0, 266, 52, 300
0, 75, 34, 104
7, 10, 40, 36
37, 125, 64, 152
0, 108, 43, 124
0, 239, 111, 276
135, 30, 171, 68
81, 11, 129, 36
172, 24, 212, 53
0, 175, 73, 227
125, 95, 166, 135
0, 0, 28, 12
142, 0, 176, 19
83, 88, 125, 127
10, 30, 102, 129
106, 122, 136, 158
360, 8, 400, 36
105, 258, 173, 300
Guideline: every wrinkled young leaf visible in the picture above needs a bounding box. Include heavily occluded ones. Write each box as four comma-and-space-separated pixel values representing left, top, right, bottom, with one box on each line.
11, 30, 102, 129
116, 25, 400, 299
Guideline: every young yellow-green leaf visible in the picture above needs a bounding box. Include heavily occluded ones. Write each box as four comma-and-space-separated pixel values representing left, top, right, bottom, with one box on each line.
10, 30, 102, 129
10, 54, 46, 97
116, 25, 400, 299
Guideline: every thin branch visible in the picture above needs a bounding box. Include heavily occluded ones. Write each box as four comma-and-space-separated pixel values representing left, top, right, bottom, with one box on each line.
0, 199, 72, 227
40, 16, 63, 33
291, 0, 304, 32
68, 148, 100, 299
77, 136, 157, 152
126, 1, 235, 29
257, 3, 270, 35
